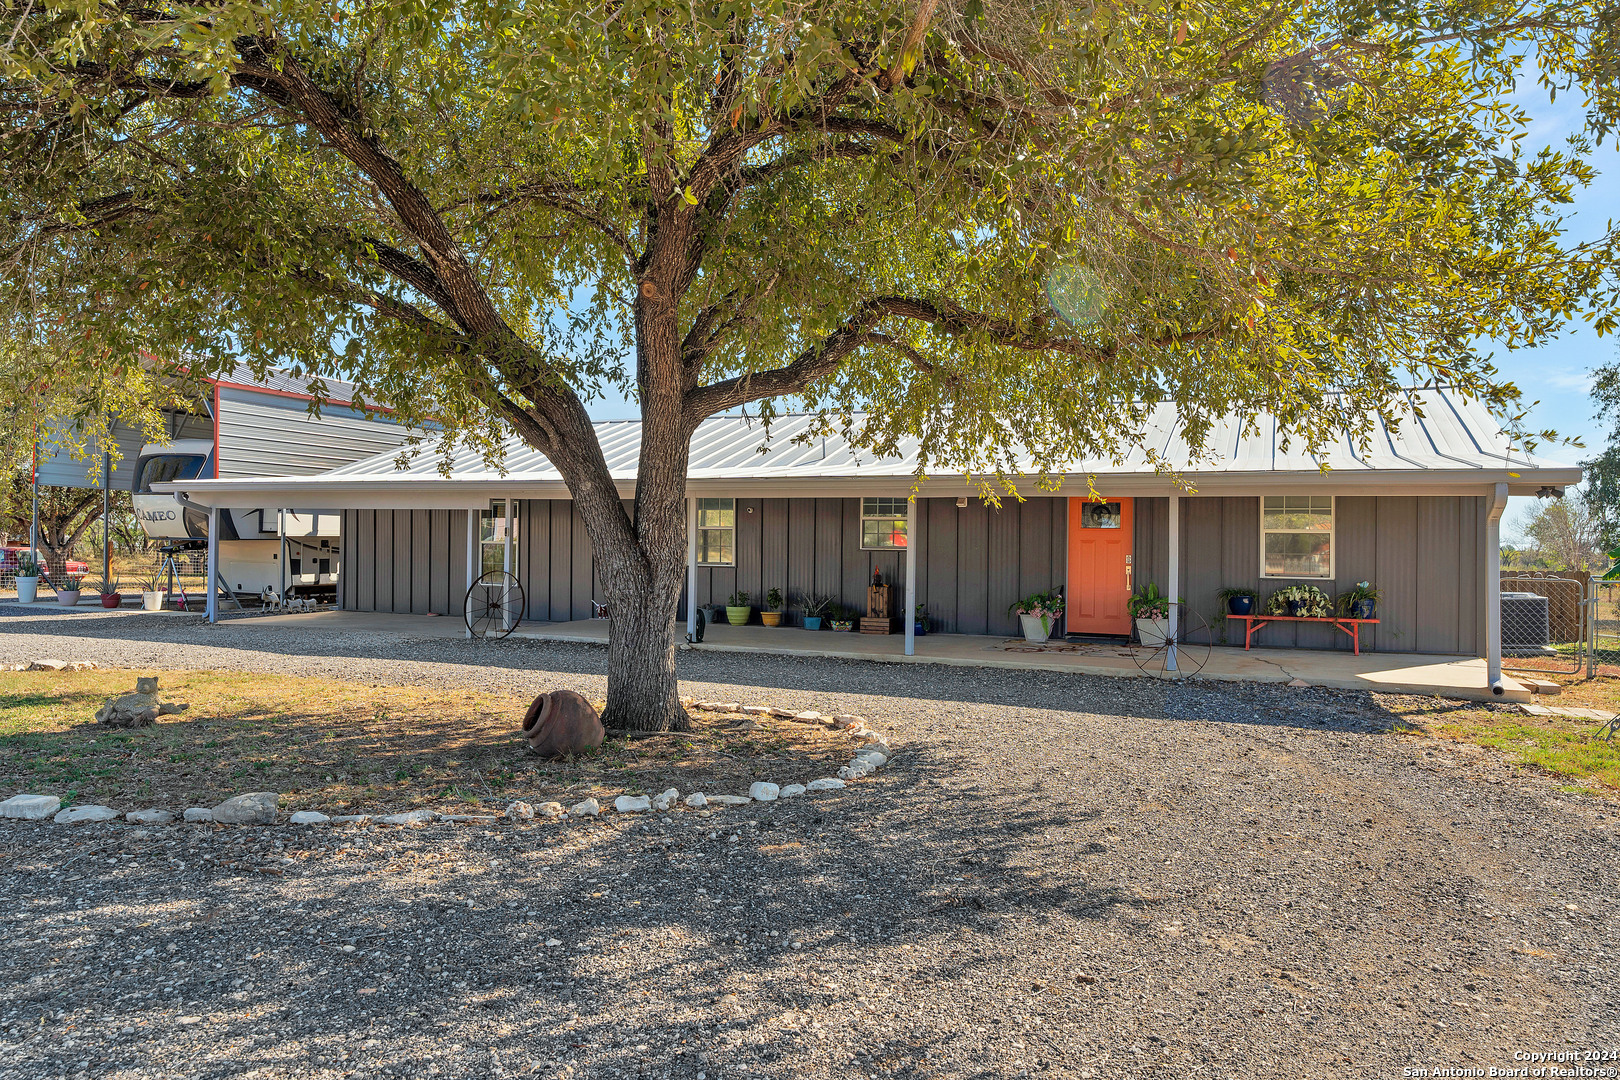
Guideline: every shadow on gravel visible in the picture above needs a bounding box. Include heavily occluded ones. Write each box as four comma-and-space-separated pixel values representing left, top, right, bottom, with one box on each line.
2, 609, 1410, 736
11, 742, 1150, 1079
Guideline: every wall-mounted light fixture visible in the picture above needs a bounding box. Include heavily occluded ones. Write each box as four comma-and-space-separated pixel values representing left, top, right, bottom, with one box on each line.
1535, 485, 1565, 498
956, 496, 969, 508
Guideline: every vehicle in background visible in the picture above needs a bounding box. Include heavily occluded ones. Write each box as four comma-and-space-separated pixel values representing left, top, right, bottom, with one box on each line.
0, 547, 89, 577
132, 441, 341, 601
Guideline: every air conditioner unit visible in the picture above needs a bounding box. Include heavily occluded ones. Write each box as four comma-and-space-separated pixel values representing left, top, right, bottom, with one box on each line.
1500, 592, 1553, 655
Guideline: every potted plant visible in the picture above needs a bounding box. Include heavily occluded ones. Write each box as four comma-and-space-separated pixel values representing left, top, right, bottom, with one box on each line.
829, 603, 855, 632
913, 603, 929, 637
725, 590, 752, 626
1263, 584, 1331, 618
801, 592, 833, 631
1008, 589, 1064, 643
1216, 586, 1257, 618
56, 573, 84, 607
699, 602, 722, 625
94, 579, 124, 608
135, 572, 166, 612
14, 553, 41, 603
761, 587, 784, 627
1128, 582, 1172, 646
1335, 581, 1380, 620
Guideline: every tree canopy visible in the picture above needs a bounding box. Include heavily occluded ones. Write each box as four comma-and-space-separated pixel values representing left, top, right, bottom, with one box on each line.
1584, 360, 1620, 553
4, 0, 1619, 724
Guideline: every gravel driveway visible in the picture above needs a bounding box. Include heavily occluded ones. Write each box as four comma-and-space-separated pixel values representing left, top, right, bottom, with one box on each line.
2, 607, 1618, 1080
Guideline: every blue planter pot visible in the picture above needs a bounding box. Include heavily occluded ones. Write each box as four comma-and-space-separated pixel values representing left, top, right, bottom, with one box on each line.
914, 619, 928, 637
803, 616, 823, 631
1227, 595, 1254, 616
1350, 598, 1376, 620
1286, 599, 1308, 617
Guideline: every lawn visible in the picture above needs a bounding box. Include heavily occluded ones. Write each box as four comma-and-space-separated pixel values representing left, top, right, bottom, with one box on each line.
1384, 673, 1620, 799
0, 669, 865, 813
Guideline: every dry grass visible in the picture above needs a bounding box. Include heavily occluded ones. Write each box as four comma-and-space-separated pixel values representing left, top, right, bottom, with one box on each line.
0, 668, 868, 813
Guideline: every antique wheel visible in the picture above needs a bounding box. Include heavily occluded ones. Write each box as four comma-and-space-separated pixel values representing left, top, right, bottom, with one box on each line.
464, 571, 525, 639
1131, 603, 1212, 678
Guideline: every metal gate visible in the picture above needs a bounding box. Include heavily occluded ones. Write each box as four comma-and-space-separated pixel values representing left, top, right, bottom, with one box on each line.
1587, 576, 1619, 678
1500, 572, 1589, 675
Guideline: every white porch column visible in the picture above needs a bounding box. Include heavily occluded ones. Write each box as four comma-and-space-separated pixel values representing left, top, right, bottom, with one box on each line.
205, 506, 220, 623
464, 505, 479, 639
277, 508, 286, 602
904, 496, 917, 656
1485, 481, 1509, 692
1166, 492, 1180, 672
686, 496, 697, 638
502, 498, 517, 631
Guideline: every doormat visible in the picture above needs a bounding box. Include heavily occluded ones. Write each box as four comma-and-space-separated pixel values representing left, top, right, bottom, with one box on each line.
992, 638, 1138, 658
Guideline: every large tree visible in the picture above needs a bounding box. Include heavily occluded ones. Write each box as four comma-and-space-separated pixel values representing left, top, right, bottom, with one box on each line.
3, 0, 1618, 728
1584, 361, 1620, 552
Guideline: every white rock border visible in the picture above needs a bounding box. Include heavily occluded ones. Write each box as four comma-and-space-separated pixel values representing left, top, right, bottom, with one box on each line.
0, 696, 894, 829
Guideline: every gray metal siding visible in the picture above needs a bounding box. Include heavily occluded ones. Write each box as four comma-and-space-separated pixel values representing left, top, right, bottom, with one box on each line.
1152, 495, 1483, 654
216, 387, 412, 479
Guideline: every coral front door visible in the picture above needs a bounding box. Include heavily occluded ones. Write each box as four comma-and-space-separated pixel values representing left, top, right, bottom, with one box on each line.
1067, 497, 1134, 636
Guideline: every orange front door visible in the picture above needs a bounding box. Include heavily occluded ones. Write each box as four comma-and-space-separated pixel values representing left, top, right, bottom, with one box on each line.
1067, 497, 1134, 636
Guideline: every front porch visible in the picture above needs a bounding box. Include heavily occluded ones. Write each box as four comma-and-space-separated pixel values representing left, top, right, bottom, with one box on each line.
223, 609, 1532, 702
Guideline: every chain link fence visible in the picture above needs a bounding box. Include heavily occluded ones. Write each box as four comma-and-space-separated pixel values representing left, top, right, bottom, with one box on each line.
1500, 572, 1589, 675
1, 548, 210, 604
1588, 579, 1619, 678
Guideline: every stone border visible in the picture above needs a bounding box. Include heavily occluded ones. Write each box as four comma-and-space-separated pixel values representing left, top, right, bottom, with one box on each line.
0, 695, 896, 829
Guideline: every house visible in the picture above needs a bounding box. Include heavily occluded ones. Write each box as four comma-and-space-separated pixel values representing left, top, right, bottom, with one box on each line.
159, 387, 1582, 687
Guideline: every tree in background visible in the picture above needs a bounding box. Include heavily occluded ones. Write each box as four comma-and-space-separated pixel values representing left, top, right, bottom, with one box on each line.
0, 477, 134, 574
4, 0, 1619, 728
1510, 498, 1603, 572
1584, 362, 1620, 553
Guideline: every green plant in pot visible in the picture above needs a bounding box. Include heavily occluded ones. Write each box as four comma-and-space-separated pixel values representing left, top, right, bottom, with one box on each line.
913, 602, 929, 637
57, 573, 85, 606
761, 587, 785, 627
828, 603, 855, 632
1263, 584, 1332, 618
93, 578, 124, 608
1008, 589, 1064, 642
799, 592, 834, 630
14, 553, 41, 603
1127, 582, 1173, 646
724, 590, 752, 626
1335, 581, 1380, 620
1215, 587, 1258, 618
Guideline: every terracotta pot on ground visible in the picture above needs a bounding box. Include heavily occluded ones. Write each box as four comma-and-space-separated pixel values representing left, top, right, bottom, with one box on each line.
100, 593, 122, 608
761, 611, 782, 627
522, 689, 606, 758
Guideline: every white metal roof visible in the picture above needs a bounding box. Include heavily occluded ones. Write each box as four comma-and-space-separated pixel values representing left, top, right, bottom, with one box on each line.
163, 387, 1582, 509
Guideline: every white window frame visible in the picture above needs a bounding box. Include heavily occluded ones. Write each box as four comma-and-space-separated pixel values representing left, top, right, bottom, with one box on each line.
860, 496, 910, 550
1259, 494, 1336, 579
478, 499, 517, 576
696, 497, 735, 567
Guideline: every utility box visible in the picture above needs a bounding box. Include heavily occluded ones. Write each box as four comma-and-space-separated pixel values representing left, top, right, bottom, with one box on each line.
1501, 591, 1553, 655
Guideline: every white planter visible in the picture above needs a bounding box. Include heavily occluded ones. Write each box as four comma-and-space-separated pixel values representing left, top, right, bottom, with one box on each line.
1018, 613, 1056, 642
1135, 616, 1168, 647
15, 576, 38, 603
56, 590, 81, 607
142, 591, 166, 612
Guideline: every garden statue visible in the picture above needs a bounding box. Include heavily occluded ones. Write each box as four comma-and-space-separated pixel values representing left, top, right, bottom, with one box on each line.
94, 676, 190, 728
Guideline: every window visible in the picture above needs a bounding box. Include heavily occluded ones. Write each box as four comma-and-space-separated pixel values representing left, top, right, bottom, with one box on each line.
860, 497, 909, 549
1261, 495, 1334, 578
479, 499, 518, 576
1079, 501, 1123, 529
696, 498, 734, 566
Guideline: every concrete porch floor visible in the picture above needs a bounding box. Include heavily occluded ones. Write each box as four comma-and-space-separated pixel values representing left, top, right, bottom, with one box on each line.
216, 608, 1529, 703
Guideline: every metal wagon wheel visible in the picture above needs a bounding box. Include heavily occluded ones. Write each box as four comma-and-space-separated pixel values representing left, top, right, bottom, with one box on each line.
1131, 602, 1213, 678
464, 570, 525, 639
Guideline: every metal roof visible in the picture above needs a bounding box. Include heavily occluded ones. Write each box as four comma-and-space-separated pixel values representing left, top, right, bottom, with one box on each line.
164, 387, 1583, 508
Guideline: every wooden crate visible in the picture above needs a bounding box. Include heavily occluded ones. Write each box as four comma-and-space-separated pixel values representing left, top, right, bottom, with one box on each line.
860, 617, 897, 635
866, 583, 895, 619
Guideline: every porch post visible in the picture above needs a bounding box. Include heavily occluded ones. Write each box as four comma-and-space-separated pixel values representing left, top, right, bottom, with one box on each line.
1166, 492, 1180, 672
903, 495, 917, 656
1485, 482, 1509, 692
101, 452, 111, 586
277, 508, 286, 603
686, 496, 697, 638
464, 504, 478, 639
502, 497, 516, 632
205, 506, 219, 623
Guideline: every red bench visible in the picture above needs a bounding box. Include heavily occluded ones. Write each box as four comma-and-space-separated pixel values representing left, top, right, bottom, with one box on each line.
1229, 614, 1379, 655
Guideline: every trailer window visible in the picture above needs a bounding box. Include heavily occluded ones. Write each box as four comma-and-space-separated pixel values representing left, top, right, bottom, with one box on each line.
134, 454, 207, 493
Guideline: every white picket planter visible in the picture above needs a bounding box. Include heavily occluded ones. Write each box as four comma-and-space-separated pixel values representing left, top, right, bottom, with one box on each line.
1019, 613, 1056, 642
1135, 616, 1168, 647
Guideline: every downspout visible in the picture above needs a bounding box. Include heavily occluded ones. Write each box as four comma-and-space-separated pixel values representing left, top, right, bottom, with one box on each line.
1485, 482, 1509, 694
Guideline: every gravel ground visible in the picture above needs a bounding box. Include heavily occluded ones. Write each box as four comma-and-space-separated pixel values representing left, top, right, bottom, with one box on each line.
2, 606, 1619, 1080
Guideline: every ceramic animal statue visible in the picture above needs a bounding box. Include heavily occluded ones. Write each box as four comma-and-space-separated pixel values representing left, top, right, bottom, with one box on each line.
521, 690, 605, 758
94, 675, 190, 728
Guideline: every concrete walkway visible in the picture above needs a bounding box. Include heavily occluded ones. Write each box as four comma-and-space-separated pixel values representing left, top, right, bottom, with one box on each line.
195, 607, 1530, 702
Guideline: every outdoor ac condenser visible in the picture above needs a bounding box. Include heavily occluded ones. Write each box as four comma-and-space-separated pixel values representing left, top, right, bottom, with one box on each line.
1500, 592, 1553, 655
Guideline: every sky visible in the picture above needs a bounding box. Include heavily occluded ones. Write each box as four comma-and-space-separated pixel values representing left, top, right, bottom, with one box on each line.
583, 63, 1614, 540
